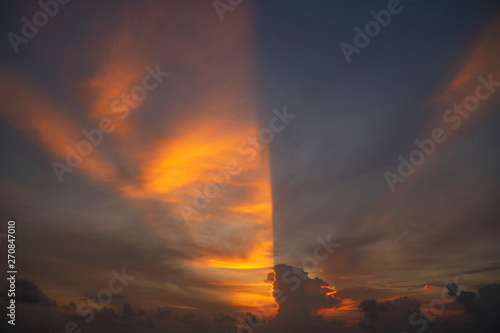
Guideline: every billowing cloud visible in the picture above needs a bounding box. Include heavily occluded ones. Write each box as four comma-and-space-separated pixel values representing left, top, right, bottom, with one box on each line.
253, 264, 341, 333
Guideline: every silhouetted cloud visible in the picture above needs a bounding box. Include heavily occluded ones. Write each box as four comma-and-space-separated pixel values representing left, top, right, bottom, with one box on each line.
1, 279, 56, 306
213, 312, 236, 324
357, 297, 422, 332
256, 264, 341, 333
455, 283, 500, 331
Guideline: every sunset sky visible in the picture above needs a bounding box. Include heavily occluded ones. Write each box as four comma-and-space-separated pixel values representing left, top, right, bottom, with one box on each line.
1, 1, 500, 332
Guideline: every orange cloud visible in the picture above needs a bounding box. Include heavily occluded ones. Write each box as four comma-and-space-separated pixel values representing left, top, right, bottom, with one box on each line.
2, 0, 274, 313
422, 16, 500, 144
424, 284, 434, 292
80, 0, 273, 311
0, 72, 116, 182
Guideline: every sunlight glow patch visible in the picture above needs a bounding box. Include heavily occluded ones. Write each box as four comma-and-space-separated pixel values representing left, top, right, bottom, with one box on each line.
197, 240, 274, 270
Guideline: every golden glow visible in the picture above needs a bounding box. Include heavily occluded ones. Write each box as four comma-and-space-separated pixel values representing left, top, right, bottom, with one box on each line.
424, 284, 434, 292
109, 0, 274, 311
196, 240, 273, 269
1, 0, 276, 313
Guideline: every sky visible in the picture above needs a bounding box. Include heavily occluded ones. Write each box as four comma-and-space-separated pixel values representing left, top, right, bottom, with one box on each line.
0, 0, 500, 332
